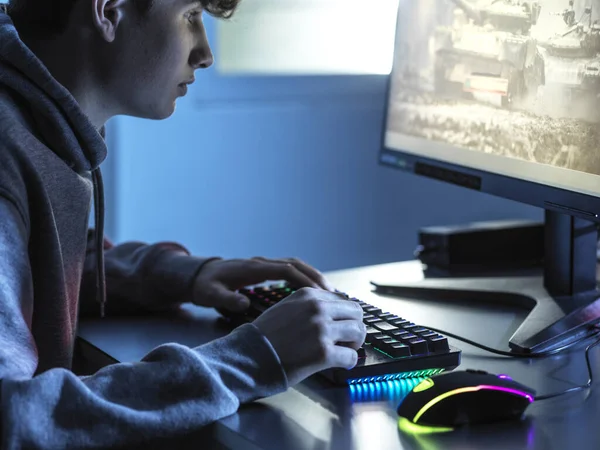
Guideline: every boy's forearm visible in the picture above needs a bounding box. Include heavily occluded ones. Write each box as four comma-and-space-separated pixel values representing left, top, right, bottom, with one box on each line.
79, 230, 217, 316
2, 323, 288, 449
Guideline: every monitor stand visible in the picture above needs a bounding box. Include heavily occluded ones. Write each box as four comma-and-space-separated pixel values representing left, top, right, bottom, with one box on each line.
371, 210, 600, 354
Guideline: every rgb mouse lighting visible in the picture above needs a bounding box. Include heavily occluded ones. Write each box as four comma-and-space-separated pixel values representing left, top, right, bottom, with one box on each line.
398, 417, 454, 435
412, 385, 534, 423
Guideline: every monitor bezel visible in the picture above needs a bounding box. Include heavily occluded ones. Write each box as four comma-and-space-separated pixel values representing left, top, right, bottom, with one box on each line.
378, 2, 600, 224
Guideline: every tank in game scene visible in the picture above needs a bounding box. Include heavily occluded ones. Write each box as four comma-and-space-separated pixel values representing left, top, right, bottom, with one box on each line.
386, 0, 600, 176
538, 2, 600, 112
433, 0, 546, 108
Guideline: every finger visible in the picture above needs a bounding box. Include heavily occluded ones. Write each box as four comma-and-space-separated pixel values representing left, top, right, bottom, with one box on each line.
327, 345, 359, 370
320, 297, 364, 321
249, 258, 320, 289
331, 320, 366, 350
252, 256, 332, 290
282, 258, 334, 291
207, 283, 250, 312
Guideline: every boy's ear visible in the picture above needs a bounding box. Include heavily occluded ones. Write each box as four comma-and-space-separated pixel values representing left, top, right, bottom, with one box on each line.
91, 0, 128, 43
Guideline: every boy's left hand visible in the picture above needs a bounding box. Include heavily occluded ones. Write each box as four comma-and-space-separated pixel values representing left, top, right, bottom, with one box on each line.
191, 257, 335, 312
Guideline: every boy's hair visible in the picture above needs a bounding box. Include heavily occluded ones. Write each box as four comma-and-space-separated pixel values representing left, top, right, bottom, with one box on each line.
7, 0, 239, 37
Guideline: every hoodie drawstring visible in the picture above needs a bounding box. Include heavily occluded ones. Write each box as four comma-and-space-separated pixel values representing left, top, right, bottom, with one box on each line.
92, 168, 106, 318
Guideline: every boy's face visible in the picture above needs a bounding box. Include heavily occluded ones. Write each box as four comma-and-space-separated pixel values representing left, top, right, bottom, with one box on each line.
98, 0, 213, 120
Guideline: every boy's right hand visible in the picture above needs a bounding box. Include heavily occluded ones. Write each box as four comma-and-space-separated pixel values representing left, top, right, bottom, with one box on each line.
252, 288, 366, 386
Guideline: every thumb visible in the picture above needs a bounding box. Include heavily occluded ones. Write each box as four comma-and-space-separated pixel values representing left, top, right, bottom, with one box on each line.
209, 283, 250, 312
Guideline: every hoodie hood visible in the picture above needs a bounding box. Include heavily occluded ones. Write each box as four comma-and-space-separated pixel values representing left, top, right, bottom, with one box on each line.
0, 6, 107, 316
0, 6, 107, 171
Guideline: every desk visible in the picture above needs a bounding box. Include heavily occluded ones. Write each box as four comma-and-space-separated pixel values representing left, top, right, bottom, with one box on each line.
78, 261, 600, 450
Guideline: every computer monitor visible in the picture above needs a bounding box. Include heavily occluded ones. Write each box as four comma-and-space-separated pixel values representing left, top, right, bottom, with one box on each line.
378, 0, 600, 353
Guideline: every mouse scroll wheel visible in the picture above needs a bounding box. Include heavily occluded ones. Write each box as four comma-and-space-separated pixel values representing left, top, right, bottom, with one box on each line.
466, 369, 488, 375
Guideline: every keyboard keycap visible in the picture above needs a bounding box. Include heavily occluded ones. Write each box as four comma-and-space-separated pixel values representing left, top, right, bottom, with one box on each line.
357, 347, 367, 359
254, 287, 270, 294
420, 331, 438, 339
399, 334, 418, 345
373, 322, 399, 332
390, 329, 410, 338
363, 306, 383, 316
408, 338, 429, 355
383, 314, 401, 322
389, 343, 411, 358
364, 317, 383, 325
428, 336, 450, 352
389, 318, 409, 327
378, 312, 395, 320
412, 327, 429, 334
372, 334, 390, 346
365, 328, 384, 343
373, 337, 400, 354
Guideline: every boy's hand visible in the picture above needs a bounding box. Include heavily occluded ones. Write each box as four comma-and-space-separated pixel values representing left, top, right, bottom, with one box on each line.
253, 288, 366, 386
191, 257, 335, 311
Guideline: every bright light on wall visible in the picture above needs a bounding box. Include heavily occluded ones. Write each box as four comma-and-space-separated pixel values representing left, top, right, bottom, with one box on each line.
217, 0, 399, 75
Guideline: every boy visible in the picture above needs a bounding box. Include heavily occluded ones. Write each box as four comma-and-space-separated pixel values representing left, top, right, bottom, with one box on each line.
0, 0, 366, 447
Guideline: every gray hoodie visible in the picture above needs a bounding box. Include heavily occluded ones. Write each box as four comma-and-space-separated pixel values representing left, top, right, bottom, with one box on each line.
0, 7, 287, 449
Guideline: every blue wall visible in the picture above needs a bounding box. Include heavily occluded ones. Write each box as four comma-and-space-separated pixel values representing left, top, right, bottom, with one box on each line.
102, 18, 541, 272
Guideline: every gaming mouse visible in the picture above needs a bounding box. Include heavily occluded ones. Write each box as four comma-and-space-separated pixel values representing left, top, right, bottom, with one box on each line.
397, 369, 536, 430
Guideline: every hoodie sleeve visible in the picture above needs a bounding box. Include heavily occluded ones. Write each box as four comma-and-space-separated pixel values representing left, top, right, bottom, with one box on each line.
0, 197, 288, 449
78, 230, 221, 317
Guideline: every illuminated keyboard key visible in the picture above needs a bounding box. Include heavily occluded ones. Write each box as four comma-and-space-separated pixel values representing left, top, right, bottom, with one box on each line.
389, 343, 411, 358
373, 322, 399, 332
428, 336, 450, 352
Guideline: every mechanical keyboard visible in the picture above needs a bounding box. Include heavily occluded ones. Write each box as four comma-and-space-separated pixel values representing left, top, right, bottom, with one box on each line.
218, 283, 461, 386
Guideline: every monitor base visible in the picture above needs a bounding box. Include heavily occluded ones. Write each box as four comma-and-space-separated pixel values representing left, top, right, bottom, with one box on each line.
371, 274, 600, 354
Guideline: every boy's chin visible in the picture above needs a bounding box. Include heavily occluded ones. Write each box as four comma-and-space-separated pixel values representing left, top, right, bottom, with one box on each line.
137, 103, 177, 121
156, 105, 176, 120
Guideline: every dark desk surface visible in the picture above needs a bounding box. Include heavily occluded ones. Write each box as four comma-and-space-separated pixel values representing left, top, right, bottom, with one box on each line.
78, 261, 599, 450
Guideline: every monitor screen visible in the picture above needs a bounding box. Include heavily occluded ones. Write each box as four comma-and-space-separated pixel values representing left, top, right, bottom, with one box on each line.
383, 0, 600, 199
378, 0, 600, 355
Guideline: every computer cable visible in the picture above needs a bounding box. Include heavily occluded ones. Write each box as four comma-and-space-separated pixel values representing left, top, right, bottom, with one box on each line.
425, 324, 600, 401
534, 332, 600, 400
425, 325, 600, 359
